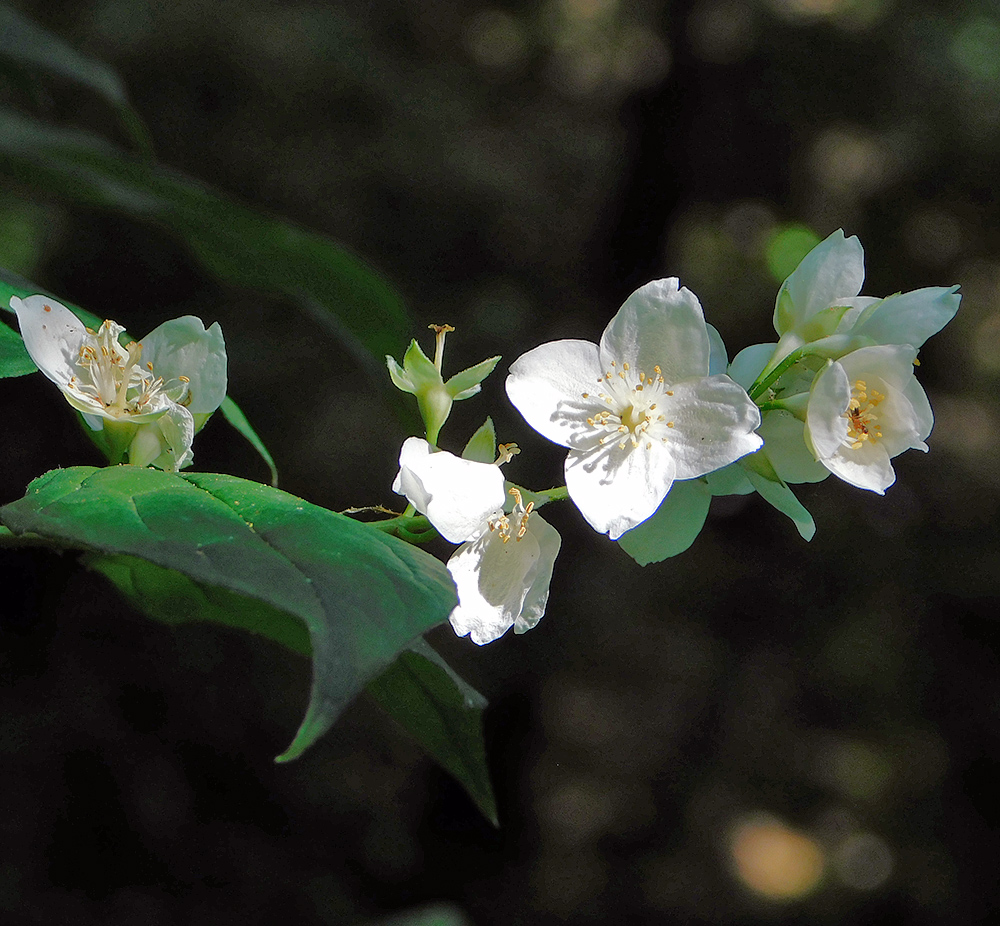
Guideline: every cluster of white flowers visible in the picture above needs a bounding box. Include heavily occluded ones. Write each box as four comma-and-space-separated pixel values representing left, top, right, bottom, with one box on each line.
391, 230, 959, 644
10, 228, 957, 649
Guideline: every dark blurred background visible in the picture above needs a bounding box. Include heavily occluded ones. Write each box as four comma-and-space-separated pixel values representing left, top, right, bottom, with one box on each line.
2, 0, 999, 923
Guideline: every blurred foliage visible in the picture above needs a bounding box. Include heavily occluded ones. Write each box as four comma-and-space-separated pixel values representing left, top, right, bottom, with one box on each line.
2, 0, 999, 924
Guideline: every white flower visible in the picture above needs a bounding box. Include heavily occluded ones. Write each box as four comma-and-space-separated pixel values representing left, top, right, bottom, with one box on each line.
12, 295, 226, 471
759, 229, 961, 378
505, 278, 762, 539
392, 437, 560, 645
804, 345, 934, 494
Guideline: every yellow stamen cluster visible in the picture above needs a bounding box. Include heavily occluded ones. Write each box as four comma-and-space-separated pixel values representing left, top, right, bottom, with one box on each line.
65, 318, 189, 417
582, 361, 672, 450
843, 379, 885, 450
488, 487, 533, 544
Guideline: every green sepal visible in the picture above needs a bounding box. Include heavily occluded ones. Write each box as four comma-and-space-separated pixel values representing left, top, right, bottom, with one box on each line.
445, 355, 501, 400
462, 417, 497, 464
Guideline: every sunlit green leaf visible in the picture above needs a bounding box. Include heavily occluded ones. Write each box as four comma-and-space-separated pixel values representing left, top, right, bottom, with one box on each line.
617, 478, 712, 565
0, 466, 457, 761
0, 108, 411, 366
461, 417, 497, 464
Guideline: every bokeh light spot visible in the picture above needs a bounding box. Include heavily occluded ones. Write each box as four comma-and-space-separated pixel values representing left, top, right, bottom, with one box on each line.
729, 816, 826, 901
766, 224, 821, 283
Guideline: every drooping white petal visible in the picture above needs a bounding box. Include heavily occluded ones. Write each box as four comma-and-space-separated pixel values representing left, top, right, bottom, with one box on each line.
513, 512, 560, 634
12, 295, 87, 388
659, 375, 763, 479
774, 229, 864, 335
565, 439, 677, 540
392, 437, 506, 543
128, 403, 196, 471
447, 524, 541, 645
599, 278, 710, 383
141, 316, 228, 414
505, 339, 605, 448
823, 437, 896, 494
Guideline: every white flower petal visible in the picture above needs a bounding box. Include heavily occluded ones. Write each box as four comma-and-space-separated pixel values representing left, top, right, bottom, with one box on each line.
448, 527, 540, 645
599, 278, 710, 383
505, 339, 605, 448
774, 229, 864, 334
392, 437, 505, 543
141, 316, 227, 413
513, 512, 560, 634
804, 360, 852, 461
12, 295, 87, 388
826, 439, 896, 494
660, 375, 763, 479
565, 439, 677, 539
850, 285, 961, 349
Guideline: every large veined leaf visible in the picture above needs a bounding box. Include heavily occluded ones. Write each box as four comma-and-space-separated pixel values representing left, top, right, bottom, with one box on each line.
0, 466, 458, 761
0, 108, 410, 366
0, 4, 152, 155
76, 549, 497, 821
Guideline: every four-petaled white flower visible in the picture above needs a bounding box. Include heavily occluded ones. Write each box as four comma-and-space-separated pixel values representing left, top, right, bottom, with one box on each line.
804, 345, 933, 494
393, 437, 560, 645
505, 278, 763, 539
13, 295, 226, 471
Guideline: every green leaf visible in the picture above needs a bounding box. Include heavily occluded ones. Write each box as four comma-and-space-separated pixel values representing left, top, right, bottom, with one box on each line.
0, 108, 411, 366
617, 478, 712, 565
740, 454, 816, 541
0, 314, 34, 378
219, 396, 279, 488
78, 548, 496, 824
368, 637, 497, 826
0, 5, 152, 155
461, 417, 496, 464
0, 466, 457, 760
82, 552, 312, 656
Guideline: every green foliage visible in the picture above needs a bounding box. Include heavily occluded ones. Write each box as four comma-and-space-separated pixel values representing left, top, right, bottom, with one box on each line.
0, 108, 410, 366
81, 550, 497, 820
219, 397, 279, 487
368, 637, 497, 826
766, 223, 821, 284
0, 4, 152, 154
367, 904, 473, 926
740, 453, 816, 541
617, 478, 712, 565
0, 466, 459, 761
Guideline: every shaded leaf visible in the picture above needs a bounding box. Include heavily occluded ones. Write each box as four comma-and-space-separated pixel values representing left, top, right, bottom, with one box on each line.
368, 637, 497, 826
740, 454, 816, 541
0, 466, 457, 760
617, 478, 712, 565
0, 108, 411, 365
366, 904, 474, 926
219, 396, 279, 487
0, 5, 152, 154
